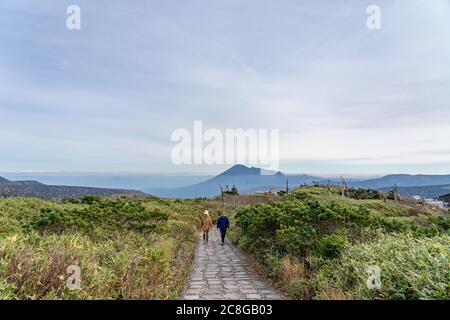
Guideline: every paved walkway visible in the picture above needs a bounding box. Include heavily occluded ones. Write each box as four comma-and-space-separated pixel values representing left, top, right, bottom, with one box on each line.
182, 229, 284, 300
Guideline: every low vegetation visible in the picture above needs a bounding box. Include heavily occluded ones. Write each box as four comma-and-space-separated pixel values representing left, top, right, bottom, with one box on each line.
0, 196, 203, 299
1, 186, 448, 300
230, 186, 449, 300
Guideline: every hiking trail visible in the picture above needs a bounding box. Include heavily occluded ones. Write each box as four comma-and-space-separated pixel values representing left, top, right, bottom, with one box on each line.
182, 229, 285, 300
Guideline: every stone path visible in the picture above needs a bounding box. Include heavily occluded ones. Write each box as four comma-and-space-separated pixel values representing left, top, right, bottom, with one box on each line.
182, 229, 285, 300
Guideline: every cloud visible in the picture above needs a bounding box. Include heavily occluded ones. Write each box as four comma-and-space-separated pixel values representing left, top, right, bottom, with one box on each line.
0, 0, 449, 173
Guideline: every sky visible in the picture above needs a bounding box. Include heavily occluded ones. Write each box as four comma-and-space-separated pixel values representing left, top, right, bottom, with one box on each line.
1, 0, 450, 176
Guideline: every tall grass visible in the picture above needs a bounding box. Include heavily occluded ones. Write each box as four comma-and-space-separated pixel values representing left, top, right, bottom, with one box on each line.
314, 234, 449, 300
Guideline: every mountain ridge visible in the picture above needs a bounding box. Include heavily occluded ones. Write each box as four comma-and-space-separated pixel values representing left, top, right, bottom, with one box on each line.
0, 177, 10, 184
146, 165, 450, 199
379, 183, 450, 199
4, 166, 450, 200
350, 174, 450, 189
146, 165, 317, 198
0, 176, 145, 200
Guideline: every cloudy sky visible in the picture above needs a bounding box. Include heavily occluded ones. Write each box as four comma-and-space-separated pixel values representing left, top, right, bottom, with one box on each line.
1, 0, 449, 175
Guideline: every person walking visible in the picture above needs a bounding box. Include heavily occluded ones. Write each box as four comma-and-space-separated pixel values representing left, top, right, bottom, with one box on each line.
216, 211, 230, 246
201, 210, 213, 243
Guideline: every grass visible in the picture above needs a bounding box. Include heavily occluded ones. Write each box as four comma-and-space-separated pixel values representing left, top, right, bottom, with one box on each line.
314, 233, 449, 300
0, 196, 203, 299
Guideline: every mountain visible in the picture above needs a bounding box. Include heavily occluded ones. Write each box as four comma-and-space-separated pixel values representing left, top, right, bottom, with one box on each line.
379, 184, 450, 199
0, 176, 145, 200
0, 177, 10, 184
145, 165, 319, 198
350, 174, 450, 190
8, 167, 450, 200
0, 176, 44, 186
1, 173, 213, 190
145, 166, 450, 199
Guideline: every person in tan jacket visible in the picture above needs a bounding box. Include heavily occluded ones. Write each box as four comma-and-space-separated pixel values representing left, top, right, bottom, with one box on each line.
201, 210, 213, 243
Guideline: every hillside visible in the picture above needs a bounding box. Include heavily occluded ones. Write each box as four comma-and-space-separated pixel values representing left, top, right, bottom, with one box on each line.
0, 177, 43, 186
0, 185, 448, 300
144, 165, 450, 199
0, 177, 10, 184
229, 186, 450, 299
0, 176, 145, 200
351, 174, 450, 189
379, 184, 450, 199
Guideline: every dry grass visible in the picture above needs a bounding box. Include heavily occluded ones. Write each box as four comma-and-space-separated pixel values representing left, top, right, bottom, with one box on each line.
318, 288, 353, 300
280, 256, 305, 284
5, 247, 78, 299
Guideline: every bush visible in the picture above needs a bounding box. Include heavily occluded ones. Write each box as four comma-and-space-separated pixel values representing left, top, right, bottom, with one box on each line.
318, 232, 348, 258
232, 186, 450, 300
0, 197, 202, 299
235, 197, 371, 258
347, 188, 382, 200
80, 195, 101, 205
27, 199, 169, 237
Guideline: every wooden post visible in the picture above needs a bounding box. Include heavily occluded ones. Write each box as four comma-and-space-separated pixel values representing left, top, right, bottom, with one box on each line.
341, 177, 346, 198
219, 185, 225, 206
394, 184, 398, 204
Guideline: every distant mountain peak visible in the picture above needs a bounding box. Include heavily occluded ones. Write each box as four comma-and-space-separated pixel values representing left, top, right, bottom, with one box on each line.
218, 165, 285, 177
219, 165, 262, 176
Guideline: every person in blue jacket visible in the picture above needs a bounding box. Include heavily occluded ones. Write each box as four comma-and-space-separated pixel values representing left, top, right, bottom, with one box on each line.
216, 211, 230, 246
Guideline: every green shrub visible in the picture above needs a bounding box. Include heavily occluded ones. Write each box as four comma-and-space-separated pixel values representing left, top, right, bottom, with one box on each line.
232, 186, 450, 300
27, 199, 169, 237
318, 232, 348, 258
347, 188, 382, 200
80, 195, 101, 205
